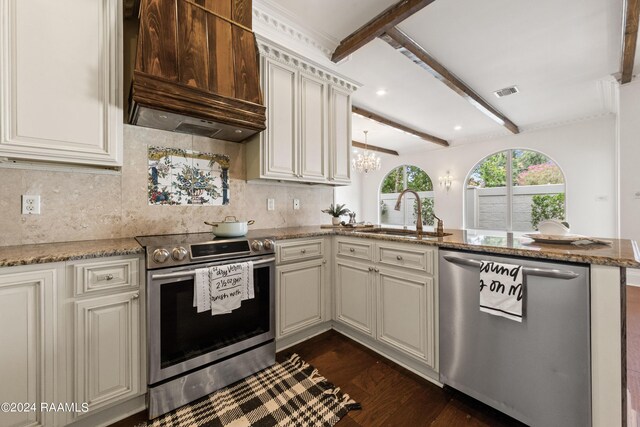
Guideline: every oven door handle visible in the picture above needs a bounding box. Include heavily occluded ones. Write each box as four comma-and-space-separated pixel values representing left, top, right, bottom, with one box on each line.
150, 257, 276, 281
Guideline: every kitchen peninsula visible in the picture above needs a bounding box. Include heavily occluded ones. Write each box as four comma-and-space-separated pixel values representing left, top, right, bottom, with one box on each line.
0, 226, 633, 426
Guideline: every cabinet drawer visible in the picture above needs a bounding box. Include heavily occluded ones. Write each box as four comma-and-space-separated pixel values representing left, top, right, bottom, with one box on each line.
277, 239, 324, 264
336, 238, 373, 261
73, 258, 140, 296
377, 244, 434, 274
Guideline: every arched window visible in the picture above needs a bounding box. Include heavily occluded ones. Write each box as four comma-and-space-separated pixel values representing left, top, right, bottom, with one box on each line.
379, 165, 434, 227
465, 149, 566, 232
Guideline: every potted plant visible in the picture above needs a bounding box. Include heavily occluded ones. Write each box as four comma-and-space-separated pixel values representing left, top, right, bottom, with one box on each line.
322, 203, 350, 225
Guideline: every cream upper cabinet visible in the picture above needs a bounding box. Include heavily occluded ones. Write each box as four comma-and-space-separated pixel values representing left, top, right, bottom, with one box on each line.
0, 0, 123, 166
262, 58, 298, 179
0, 265, 60, 427
328, 86, 352, 184
247, 38, 357, 185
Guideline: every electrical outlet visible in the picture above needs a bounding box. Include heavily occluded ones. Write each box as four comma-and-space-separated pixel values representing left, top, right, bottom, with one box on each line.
22, 195, 41, 215
293, 199, 300, 210
267, 198, 275, 211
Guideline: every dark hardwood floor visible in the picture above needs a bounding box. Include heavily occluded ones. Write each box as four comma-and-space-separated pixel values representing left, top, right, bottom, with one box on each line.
278, 331, 524, 427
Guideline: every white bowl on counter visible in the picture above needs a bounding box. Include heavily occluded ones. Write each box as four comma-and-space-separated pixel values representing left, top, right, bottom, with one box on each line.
537, 219, 570, 235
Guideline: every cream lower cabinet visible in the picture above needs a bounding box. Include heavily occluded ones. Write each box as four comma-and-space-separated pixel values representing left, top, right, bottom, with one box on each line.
74, 291, 141, 415
277, 259, 325, 336
276, 238, 330, 340
0, 265, 60, 427
333, 237, 438, 371
377, 267, 435, 366
334, 259, 374, 337
65, 255, 145, 423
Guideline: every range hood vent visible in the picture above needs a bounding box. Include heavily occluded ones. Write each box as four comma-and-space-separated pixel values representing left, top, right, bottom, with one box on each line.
129, 0, 266, 142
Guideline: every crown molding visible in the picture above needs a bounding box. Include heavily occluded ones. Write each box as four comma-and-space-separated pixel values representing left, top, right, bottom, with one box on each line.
256, 36, 361, 92
450, 112, 616, 146
253, 1, 338, 60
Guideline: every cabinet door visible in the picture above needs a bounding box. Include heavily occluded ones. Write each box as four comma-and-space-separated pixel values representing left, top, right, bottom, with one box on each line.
328, 86, 352, 184
334, 259, 374, 336
277, 259, 325, 337
75, 291, 140, 413
262, 58, 298, 179
299, 74, 327, 182
0, 0, 122, 166
0, 268, 57, 427
377, 267, 435, 367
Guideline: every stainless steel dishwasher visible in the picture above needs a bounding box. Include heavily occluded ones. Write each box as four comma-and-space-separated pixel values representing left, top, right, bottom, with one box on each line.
439, 249, 590, 427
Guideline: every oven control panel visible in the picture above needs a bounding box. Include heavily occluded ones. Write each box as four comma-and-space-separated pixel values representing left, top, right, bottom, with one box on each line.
144, 236, 276, 269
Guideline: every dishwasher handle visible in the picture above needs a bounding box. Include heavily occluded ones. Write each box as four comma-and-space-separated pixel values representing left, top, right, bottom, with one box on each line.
442, 255, 580, 280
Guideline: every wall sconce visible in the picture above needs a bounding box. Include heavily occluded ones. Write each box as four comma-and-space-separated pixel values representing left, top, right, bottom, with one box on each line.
439, 172, 453, 191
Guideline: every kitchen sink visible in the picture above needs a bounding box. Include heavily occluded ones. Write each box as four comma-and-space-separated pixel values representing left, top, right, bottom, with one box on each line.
356, 228, 453, 238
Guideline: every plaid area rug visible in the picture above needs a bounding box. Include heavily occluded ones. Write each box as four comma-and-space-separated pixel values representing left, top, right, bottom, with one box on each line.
146, 354, 361, 427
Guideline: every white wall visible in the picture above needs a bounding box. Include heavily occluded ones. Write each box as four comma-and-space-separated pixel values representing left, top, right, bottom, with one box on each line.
620, 80, 640, 242
358, 116, 617, 237
333, 166, 363, 221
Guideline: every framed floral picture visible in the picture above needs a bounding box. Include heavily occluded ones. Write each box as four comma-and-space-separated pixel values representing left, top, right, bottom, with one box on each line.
148, 146, 230, 206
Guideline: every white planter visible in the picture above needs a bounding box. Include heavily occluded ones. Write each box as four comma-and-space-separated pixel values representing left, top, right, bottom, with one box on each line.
332, 217, 341, 226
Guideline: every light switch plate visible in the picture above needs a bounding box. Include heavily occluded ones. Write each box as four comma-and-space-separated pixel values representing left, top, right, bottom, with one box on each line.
267, 198, 275, 211
293, 199, 300, 210
22, 195, 41, 214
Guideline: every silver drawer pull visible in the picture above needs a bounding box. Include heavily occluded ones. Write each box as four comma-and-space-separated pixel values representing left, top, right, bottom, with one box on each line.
106, 274, 114, 281
132, 292, 139, 300
301, 249, 306, 254
442, 255, 580, 280
368, 267, 373, 271
396, 255, 403, 261
349, 248, 355, 253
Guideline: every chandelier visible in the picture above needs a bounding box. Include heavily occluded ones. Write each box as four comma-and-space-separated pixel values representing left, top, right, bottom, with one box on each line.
352, 130, 381, 173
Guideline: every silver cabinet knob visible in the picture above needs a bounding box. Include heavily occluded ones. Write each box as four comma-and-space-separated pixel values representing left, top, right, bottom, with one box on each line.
251, 240, 263, 251
349, 248, 355, 253
301, 249, 307, 254
152, 248, 170, 263
396, 255, 403, 261
172, 246, 188, 261
322, 259, 327, 264
105, 274, 114, 281
368, 267, 373, 271
132, 292, 139, 300
375, 268, 380, 272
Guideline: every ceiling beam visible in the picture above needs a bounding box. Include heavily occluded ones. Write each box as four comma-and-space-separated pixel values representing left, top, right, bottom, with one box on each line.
352, 141, 399, 156
353, 105, 449, 147
331, 0, 437, 63
621, 0, 640, 84
381, 27, 520, 134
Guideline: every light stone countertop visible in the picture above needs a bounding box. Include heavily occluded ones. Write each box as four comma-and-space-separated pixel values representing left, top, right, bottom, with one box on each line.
1, 226, 638, 269
270, 226, 640, 269
0, 238, 143, 267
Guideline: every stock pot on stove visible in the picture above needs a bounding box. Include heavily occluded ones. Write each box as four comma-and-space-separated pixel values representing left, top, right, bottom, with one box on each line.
204, 216, 255, 237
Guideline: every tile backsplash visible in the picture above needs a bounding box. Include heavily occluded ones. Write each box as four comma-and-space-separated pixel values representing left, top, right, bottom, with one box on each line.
0, 125, 333, 246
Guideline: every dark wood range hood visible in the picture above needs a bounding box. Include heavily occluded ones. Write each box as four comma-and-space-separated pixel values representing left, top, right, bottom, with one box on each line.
129, 0, 266, 142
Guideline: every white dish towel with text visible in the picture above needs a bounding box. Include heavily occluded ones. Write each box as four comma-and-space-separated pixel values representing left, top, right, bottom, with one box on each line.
194, 262, 254, 315
479, 260, 524, 322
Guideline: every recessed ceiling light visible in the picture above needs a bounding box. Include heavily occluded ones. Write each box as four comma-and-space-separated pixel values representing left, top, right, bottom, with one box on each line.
376, 89, 387, 96
454, 125, 462, 131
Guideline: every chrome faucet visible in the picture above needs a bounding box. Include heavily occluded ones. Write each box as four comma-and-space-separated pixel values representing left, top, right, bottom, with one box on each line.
394, 189, 423, 235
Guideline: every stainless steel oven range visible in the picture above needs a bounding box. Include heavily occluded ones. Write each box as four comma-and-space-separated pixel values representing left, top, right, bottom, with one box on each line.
136, 232, 276, 419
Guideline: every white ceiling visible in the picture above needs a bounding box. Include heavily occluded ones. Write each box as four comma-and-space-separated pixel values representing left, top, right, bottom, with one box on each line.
267, 0, 625, 152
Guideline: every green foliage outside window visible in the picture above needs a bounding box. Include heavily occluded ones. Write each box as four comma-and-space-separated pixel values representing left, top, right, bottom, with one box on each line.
381, 165, 432, 193
531, 193, 565, 229
413, 198, 435, 226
